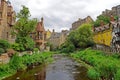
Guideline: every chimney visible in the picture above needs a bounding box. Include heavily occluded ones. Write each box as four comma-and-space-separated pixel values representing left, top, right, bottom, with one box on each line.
53, 29, 55, 33
41, 17, 43, 23
110, 15, 114, 22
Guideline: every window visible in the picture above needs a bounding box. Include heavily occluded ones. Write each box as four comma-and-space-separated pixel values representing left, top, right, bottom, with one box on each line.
39, 32, 42, 40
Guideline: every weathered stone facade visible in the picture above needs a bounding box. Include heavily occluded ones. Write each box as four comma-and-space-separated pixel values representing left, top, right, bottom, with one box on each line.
0, 53, 10, 64
93, 15, 120, 53
111, 21, 120, 52
0, 0, 16, 43
100, 5, 120, 18
71, 16, 93, 30
49, 29, 69, 50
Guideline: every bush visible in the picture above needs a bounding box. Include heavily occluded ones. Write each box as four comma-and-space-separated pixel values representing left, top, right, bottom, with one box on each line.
87, 68, 100, 80
15, 36, 35, 51
115, 69, 120, 80
0, 51, 53, 79
0, 48, 5, 55
25, 37, 35, 50
71, 49, 120, 80
33, 48, 39, 53
0, 40, 10, 52
11, 43, 25, 51
9, 53, 25, 70
60, 43, 75, 53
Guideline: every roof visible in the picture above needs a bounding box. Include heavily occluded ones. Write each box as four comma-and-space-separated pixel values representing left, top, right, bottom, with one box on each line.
36, 22, 45, 32
94, 24, 110, 32
50, 32, 61, 39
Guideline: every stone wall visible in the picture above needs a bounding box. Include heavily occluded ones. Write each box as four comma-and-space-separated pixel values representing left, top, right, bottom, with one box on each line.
93, 44, 120, 54
71, 16, 93, 30
0, 53, 10, 64
0, 0, 16, 43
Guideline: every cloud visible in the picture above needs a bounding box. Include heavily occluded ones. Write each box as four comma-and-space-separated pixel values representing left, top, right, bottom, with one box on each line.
10, 0, 120, 32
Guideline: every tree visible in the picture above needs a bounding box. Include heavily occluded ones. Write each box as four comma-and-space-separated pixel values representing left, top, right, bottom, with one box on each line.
60, 24, 94, 53
12, 6, 37, 51
93, 15, 110, 27
77, 24, 94, 48
68, 24, 94, 48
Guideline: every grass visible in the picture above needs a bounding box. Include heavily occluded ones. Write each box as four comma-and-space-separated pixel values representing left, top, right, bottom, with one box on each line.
0, 51, 53, 80
70, 48, 120, 80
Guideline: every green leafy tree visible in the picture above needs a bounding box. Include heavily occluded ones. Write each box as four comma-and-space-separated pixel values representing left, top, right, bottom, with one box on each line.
93, 15, 110, 27
68, 24, 94, 48
60, 24, 94, 53
12, 6, 37, 51
77, 24, 94, 48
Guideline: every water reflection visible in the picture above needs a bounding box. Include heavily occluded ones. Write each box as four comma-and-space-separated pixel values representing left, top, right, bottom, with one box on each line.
34, 65, 46, 80
4, 64, 46, 80
73, 66, 90, 80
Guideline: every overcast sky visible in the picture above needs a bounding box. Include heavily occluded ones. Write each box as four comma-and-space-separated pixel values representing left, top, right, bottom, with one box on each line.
10, 0, 120, 32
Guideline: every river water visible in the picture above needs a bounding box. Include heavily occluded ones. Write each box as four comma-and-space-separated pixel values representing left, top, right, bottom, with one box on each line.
4, 54, 90, 80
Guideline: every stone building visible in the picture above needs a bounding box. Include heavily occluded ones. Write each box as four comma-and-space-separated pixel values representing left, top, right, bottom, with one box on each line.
30, 18, 47, 51
0, 0, 16, 43
93, 23, 112, 47
49, 29, 69, 50
100, 5, 120, 18
111, 21, 120, 52
49, 29, 61, 50
93, 16, 120, 53
60, 30, 69, 45
71, 16, 93, 30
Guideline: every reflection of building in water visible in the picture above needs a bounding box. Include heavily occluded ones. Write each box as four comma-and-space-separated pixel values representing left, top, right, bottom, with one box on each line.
35, 65, 46, 80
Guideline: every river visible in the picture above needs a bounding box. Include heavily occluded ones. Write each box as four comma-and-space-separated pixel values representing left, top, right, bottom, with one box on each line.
4, 54, 90, 80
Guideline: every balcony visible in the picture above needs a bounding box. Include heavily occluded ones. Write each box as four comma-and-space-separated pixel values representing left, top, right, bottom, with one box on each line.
35, 39, 43, 43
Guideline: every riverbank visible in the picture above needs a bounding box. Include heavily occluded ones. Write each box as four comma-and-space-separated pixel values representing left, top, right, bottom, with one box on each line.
70, 48, 120, 80
3, 54, 90, 80
0, 51, 53, 80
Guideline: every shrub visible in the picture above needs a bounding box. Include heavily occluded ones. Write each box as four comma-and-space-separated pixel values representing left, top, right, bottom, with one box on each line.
71, 49, 120, 80
25, 37, 35, 50
0, 40, 10, 52
87, 68, 100, 80
9, 53, 25, 70
115, 69, 120, 80
60, 42, 75, 53
0, 48, 5, 55
11, 43, 25, 51
33, 48, 39, 53
0, 64, 11, 76
15, 37, 35, 51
